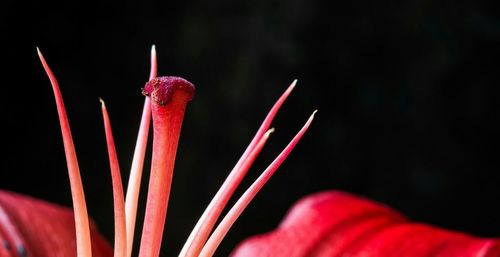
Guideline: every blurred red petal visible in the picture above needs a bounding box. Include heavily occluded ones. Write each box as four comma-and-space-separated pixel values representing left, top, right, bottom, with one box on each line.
0, 190, 112, 257
231, 191, 499, 257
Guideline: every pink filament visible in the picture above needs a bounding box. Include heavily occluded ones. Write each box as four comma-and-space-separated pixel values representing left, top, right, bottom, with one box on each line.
37, 48, 92, 257
100, 99, 127, 257
124, 45, 157, 257
180, 81, 297, 257
199, 111, 317, 257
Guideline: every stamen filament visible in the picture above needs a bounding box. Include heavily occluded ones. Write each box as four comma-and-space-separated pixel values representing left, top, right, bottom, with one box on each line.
100, 99, 127, 257
180, 81, 297, 257
37, 48, 92, 257
198, 110, 317, 257
125, 45, 157, 257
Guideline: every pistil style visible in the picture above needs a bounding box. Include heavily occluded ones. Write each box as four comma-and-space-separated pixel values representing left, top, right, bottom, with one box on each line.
138, 77, 195, 257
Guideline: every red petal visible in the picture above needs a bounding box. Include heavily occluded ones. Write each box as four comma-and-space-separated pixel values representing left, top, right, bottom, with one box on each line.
0, 190, 113, 257
231, 191, 500, 257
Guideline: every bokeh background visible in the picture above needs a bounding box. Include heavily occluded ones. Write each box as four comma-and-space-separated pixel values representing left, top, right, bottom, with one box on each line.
1, 0, 500, 256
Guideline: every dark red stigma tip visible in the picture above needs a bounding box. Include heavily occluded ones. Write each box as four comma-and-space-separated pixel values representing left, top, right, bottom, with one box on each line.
142, 76, 195, 106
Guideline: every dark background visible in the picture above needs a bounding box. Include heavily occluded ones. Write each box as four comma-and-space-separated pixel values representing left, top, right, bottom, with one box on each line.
1, 0, 500, 256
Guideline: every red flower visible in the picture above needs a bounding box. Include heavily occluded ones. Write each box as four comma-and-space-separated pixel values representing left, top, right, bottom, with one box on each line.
232, 191, 500, 257
2, 46, 497, 257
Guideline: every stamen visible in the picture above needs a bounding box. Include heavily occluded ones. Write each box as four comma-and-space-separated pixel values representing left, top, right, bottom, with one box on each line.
180, 81, 296, 257
198, 111, 317, 257
100, 99, 127, 257
125, 45, 157, 257
37, 48, 93, 257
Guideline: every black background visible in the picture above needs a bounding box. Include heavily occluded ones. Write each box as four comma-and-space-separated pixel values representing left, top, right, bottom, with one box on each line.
1, 0, 500, 256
